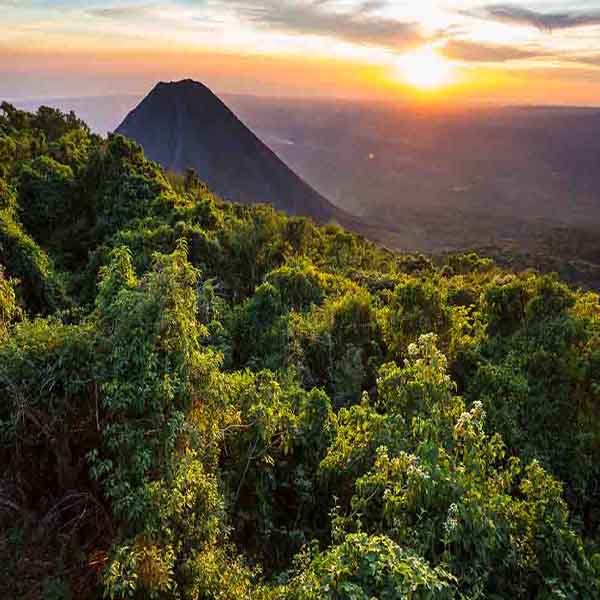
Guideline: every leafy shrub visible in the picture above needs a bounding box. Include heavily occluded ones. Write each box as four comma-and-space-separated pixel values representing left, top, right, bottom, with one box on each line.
0, 208, 66, 313
288, 533, 456, 599
0, 266, 21, 335
17, 155, 76, 242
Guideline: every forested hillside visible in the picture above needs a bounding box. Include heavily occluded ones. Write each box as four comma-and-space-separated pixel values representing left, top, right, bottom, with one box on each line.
1, 102, 599, 599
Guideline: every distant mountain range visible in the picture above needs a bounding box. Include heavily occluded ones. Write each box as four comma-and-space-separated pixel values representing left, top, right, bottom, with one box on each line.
116, 80, 341, 223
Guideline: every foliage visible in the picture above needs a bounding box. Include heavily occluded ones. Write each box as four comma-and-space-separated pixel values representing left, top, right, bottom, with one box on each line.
17, 155, 76, 243
1, 105, 599, 599
323, 335, 596, 597
286, 533, 457, 599
0, 266, 21, 335
0, 206, 66, 313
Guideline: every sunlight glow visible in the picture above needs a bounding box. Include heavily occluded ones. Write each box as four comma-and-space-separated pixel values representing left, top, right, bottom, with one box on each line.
397, 47, 455, 90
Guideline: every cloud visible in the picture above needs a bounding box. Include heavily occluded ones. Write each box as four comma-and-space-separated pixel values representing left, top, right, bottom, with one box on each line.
568, 54, 600, 67
353, 1, 388, 15
86, 5, 157, 19
479, 4, 600, 31
227, 0, 422, 51
443, 39, 547, 63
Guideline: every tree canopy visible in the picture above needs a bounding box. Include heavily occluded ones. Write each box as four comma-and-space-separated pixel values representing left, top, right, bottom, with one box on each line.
0, 102, 599, 599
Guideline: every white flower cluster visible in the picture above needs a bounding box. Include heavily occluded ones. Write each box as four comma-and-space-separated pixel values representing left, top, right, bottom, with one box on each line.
406, 460, 431, 483
454, 401, 487, 441
471, 401, 486, 422
444, 502, 460, 536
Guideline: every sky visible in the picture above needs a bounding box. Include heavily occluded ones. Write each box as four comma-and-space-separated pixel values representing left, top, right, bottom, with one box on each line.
2, 0, 600, 105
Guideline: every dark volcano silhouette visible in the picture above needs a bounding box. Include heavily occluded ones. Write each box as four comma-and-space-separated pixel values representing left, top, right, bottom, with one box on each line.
116, 79, 342, 222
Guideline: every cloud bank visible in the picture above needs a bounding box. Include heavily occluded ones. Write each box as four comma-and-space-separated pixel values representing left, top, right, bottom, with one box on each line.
226, 0, 423, 50
443, 39, 547, 63
480, 4, 600, 31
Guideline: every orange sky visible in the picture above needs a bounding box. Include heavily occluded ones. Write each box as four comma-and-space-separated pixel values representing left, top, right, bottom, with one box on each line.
2, 1, 600, 105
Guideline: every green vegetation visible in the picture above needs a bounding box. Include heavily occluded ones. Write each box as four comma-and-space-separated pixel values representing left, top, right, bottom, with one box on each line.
1, 103, 599, 599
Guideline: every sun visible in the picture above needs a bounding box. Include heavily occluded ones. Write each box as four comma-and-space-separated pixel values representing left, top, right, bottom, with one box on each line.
397, 47, 455, 91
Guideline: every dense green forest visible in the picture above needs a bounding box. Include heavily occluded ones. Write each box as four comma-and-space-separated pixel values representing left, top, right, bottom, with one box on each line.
1, 102, 599, 599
